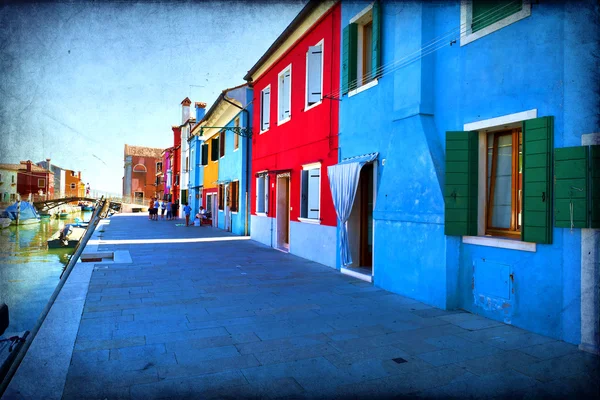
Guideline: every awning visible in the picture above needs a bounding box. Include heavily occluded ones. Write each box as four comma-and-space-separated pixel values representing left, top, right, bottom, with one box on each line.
327, 152, 378, 266
212, 179, 231, 185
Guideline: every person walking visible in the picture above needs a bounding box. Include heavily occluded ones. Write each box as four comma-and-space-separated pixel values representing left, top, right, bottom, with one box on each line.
153, 198, 160, 221
183, 202, 192, 226
148, 198, 154, 220
160, 200, 167, 220
172, 200, 179, 220
166, 200, 173, 220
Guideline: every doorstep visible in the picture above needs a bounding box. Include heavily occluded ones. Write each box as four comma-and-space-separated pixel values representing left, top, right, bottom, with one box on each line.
341, 266, 373, 283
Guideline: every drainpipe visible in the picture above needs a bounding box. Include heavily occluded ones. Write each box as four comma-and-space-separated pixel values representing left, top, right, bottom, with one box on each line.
222, 96, 252, 237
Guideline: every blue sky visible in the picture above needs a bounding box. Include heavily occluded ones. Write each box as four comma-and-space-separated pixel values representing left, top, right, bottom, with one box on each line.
0, 1, 305, 195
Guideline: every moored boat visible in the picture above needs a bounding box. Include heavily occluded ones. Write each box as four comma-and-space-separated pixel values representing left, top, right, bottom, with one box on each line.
58, 213, 69, 219
81, 206, 94, 211
3, 201, 41, 225
47, 224, 86, 248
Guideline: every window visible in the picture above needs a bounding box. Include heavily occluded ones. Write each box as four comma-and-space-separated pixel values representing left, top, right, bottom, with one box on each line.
155, 176, 162, 186
175, 174, 180, 186
306, 41, 323, 107
38, 178, 45, 188
185, 156, 189, 172
133, 164, 147, 173
220, 131, 226, 158
71, 171, 76, 177
342, 1, 381, 94
0, 173, 2, 182
260, 85, 271, 132
218, 184, 224, 210
445, 112, 554, 246
10, 193, 16, 201
486, 129, 522, 237
278, 64, 292, 124
12, 175, 15, 183
230, 181, 239, 212
256, 174, 269, 214
234, 118, 240, 150
211, 137, 220, 161
300, 165, 321, 220
201, 143, 209, 166
156, 162, 163, 173
460, 0, 531, 46
70, 183, 76, 189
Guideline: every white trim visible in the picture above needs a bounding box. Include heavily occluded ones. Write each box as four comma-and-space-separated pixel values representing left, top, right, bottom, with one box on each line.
348, 78, 378, 97
464, 109, 537, 131
305, 38, 324, 109
277, 64, 292, 124
462, 236, 537, 252
256, 212, 268, 217
298, 217, 321, 225
341, 267, 373, 283
302, 162, 322, 170
260, 84, 271, 134
460, 0, 532, 47
349, 2, 373, 24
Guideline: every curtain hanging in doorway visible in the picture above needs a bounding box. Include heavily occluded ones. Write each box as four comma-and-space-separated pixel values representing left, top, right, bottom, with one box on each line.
327, 152, 378, 266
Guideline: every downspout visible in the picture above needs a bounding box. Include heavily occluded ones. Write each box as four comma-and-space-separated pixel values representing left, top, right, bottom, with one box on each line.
222, 96, 252, 236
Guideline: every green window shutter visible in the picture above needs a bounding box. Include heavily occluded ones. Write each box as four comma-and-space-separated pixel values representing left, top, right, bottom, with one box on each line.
554, 146, 589, 228
201, 143, 209, 166
211, 138, 219, 161
591, 145, 600, 228
371, 1, 381, 79
472, 0, 523, 33
342, 23, 358, 95
522, 116, 553, 244
445, 131, 478, 236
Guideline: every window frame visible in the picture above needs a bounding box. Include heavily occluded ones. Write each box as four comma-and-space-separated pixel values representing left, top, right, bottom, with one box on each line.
260, 85, 271, 134
298, 162, 322, 224
156, 161, 163, 173
277, 64, 292, 126
256, 172, 269, 215
219, 130, 226, 158
231, 180, 239, 213
350, 3, 375, 89
305, 39, 324, 111
460, 0, 531, 47
233, 118, 240, 151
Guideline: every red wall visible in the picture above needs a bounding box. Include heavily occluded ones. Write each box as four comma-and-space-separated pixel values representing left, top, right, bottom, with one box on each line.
17, 170, 54, 198
250, 3, 340, 227
172, 126, 181, 203
131, 155, 160, 199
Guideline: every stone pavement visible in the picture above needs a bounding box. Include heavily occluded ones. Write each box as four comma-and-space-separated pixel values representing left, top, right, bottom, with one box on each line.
47, 214, 600, 399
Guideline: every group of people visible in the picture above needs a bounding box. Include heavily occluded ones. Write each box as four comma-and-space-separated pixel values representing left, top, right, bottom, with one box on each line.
148, 198, 178, 221
181, 203, 210, 227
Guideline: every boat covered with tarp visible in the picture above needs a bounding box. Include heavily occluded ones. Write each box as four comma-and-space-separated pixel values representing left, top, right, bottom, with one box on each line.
2, 201, 40, 225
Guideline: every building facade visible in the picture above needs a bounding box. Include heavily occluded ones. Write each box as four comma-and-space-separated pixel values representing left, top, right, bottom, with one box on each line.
171, 125, 182, 212
245, 0, 341, 267
179, 98, 196, 210
64, 169, 84, 197
16, 161, 54, 200
123, 145, 164, 203
188, 102, 207, 215
36, 159, 65, 198
0, 165, 19, 203
335, 0, 599, 350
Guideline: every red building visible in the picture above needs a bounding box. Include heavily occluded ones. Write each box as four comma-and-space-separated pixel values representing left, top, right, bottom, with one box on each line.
16, 160, 54, 200
245, 0, 340, 268
122, 145, 164, 203
171, 125, 182, 210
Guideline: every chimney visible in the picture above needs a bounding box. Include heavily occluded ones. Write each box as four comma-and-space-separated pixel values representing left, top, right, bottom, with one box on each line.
46, 158, 51, 171
195, 102, 207, 121
181, 97, 191, 124
78, 171, 81, 179
26, 160, 32, 172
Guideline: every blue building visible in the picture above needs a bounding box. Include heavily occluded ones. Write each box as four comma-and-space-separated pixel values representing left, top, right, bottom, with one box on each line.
331, 0, 599, 351
188, 102, 206, 215
200, 84, 253, 236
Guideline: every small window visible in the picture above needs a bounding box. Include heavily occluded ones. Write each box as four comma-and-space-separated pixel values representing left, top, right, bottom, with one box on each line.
218, 184, 224, 210
278, 65, 292, 123
156, 162, 163, 173
12, 175, 15, 183
185, 156, 189, 172
155, 176, 162, 186
70, 183, 76, 189
306, 42, 323, 107
260, 85, 271, 132
234, 118, 240, 150
256, 174, 269, 214
220, 131, 226, 158
0, 173, 2, 182
486, 129, 523, 237
461, 0, 531, 46
133, 164, 147, 173
38, 178, 46, 188
300, 166, 321, 220
211, 137, 220, 161
230, 181, 239, 212
201, 143, 209, 166
175, 174, 180, 186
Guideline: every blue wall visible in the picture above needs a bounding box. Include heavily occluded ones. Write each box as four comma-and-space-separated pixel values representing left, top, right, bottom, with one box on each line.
217, 87, 253, 236
339, 0, 598, 344
189, 135, 203, 214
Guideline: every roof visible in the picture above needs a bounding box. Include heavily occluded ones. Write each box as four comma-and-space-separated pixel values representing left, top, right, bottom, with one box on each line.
0, 163, 20, 172
243, 0, 323, 82
124, 144, 164, 158
197, 82, 249, 130
0, 162, 52, 173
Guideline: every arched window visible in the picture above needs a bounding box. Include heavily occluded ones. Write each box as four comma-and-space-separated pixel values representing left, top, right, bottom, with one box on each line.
133, 164, 147, 173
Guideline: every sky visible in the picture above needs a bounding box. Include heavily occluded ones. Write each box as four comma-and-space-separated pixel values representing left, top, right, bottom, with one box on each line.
0, 0, 306, 195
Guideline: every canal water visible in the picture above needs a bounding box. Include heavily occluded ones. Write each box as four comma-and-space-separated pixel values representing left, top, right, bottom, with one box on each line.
0, 211, 92, 333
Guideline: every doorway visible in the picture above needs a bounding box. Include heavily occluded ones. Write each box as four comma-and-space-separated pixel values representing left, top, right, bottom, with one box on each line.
276, 174, 290, 252
207, 193, 217, 227
224, 184, 232, 232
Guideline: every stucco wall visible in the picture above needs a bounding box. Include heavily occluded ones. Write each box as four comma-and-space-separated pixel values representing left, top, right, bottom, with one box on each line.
289, 221, 336, 268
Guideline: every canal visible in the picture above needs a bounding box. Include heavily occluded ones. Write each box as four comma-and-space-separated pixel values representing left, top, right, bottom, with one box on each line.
0, 211, 92, 333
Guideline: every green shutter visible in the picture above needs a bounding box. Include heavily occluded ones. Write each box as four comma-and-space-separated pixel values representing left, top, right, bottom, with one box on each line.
472, 0, 523, 33
342, 23, 357, 95
211, 138, 219, 161
445, 131, 478, 236
371, 1, 381, 79
522, 116, 553, 244
591, 145, 600, 228
201, 143, 209, 166
554, 146, 589, 228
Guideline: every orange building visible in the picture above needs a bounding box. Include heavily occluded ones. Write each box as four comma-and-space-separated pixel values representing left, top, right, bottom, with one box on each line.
64, 170, 84, 197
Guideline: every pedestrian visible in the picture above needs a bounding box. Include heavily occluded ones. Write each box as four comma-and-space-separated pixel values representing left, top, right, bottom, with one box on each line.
160, 200, 166, 220
183, 202, 192, 226
153, 198, 160, 221
173, 199, 179, 219
166, 199, 173, 220
148, 198, 154, 220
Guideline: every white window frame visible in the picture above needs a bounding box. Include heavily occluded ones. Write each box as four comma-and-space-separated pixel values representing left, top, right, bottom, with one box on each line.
260, 85, 271, 134
277, 64, 292, 126
298, 162, 321, 224
233, 117, 240, 152
347, 2, 379, 96
460, 0, 531, 47
305, 39, 324, 112
255, 172, 269, 216
70, 183, 76, 189
462, 109, 538, 252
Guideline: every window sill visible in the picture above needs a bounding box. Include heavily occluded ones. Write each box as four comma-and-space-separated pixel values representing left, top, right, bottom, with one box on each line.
277, 116, 291, 127
348, 79, 378, 98
260, 128, 269, 135
462, 236, 536, 252
304, 101, 322, 112
298, 217, 320, 225
233, 148, 239, 152
256, 212, 268, 217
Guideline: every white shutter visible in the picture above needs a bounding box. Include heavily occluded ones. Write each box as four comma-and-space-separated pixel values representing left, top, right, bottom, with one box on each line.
262, 87, 270, 131
307, 168, 320, 219
284, 71, 291, 117
264, 174, 270, 213
307, 45, 322, 104
257, 176, 265, 213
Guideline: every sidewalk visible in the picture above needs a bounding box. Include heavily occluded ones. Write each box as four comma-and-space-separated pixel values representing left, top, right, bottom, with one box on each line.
7, 213, 600, 399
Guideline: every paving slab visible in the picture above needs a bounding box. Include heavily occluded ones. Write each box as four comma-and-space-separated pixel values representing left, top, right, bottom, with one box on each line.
5, 213, 597, 400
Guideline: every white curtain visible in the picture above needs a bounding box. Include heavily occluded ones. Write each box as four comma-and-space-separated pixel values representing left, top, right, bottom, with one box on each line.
327, 153, 378, 266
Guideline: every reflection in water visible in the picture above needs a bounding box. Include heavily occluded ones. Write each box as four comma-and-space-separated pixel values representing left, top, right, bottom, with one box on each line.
0, 211, 91, 332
